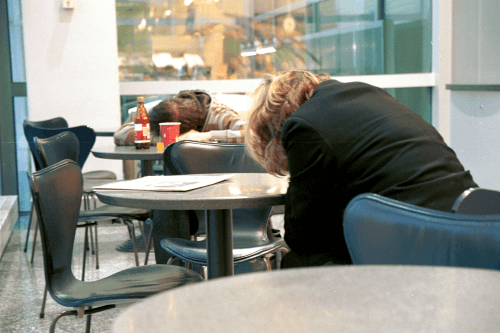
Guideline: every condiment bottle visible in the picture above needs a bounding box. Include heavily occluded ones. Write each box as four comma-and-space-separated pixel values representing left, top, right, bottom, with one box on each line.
134, 96, 151, 149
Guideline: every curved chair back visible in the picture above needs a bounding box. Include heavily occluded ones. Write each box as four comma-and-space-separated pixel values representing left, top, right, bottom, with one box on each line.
24, 117, 69, 129
36, 131, 80, 168
28, 159, 82, 293
24, 123, 96, 170
343, 193, 500, 270
452, 188, 500, 215
164, 141, 271, 235
164, 140, 266, 174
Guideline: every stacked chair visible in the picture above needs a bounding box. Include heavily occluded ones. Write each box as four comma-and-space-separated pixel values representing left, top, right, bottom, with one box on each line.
23, 118, 116, 262
28, 159, 203, 333
27, 127, 151, 319
143, 140, 289, 272
343, 189, 500, 270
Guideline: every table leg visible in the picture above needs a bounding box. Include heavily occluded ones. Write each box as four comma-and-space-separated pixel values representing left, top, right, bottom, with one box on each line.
142, 160, 154, 177
206, 209, 233, 279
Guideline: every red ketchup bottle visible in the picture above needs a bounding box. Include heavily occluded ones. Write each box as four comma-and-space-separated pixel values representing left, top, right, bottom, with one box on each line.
134, 96, 151, 149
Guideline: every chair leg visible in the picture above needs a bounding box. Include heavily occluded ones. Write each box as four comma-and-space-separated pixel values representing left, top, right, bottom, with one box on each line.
275, 251, 282, 270
49, 310, 78, 333
24, 202, 36, 252
30, 222, 38, 265
263, 255, 273, 271
39, 285, 48, 318
85, 307, 92, 333
167, 257, 181, 265
89, 225, 95, 255
82, 227, 89, 281
94, 225, 99, 269
124, 220, 139, 266
138, 220, 146, 246
144, 219, 153, 265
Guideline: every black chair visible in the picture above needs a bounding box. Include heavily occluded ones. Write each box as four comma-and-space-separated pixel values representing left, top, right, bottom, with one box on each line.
343, 192, 500, 270
148, 140, 289, 271
23, 118, 69, 255
452, 187, 500, 215
35, 131, 152, 318
24, 118, 116, 179
35, 130, 150, 267
23, 119, 116, 256
24, 124, 108, 266
28, 159, 203, 333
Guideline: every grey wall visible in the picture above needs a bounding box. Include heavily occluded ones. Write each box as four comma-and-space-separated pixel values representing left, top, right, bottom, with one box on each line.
449, 0, 500, 190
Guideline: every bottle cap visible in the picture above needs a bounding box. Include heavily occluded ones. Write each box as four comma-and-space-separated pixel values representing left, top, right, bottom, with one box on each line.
137, 96, 145, 103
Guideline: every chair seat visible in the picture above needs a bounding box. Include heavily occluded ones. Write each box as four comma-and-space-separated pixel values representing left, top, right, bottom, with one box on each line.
78, 205, 149, 222
51, 264, 203, 308
83, 170, 117, 180
161, 237, 289, 265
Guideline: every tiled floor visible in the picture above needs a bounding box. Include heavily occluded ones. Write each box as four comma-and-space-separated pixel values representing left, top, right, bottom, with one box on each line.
0, 214, 149, 332
0, 214, 286, 332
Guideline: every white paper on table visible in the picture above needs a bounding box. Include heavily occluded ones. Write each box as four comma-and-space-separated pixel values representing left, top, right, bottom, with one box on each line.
92, 174, 235, 192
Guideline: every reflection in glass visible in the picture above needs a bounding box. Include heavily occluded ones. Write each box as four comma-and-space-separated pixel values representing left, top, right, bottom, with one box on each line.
115, 0, 432, 82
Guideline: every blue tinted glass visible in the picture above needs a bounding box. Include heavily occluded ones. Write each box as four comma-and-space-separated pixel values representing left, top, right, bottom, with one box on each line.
7, 0, 26, 82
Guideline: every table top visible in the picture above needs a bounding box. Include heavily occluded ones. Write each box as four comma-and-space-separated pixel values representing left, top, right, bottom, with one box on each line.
112, 265, 500, 333
91, 145, 163, 161
94, 128, 117, 137
94, 173, 288, 210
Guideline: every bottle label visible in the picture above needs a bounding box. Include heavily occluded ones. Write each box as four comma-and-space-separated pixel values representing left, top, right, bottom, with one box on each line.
134, 123, 150, 142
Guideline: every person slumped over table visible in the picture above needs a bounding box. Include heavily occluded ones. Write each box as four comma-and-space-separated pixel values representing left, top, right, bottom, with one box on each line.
114, 90, 245, 145
245, 70, 479, 268
114, 90, 246, 264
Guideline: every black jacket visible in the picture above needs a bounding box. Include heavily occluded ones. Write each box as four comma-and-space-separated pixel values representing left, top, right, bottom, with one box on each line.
281, 80, 478, 261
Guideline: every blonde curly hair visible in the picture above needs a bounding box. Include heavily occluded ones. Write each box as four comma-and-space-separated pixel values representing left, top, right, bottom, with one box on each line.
245, 70, 330, 176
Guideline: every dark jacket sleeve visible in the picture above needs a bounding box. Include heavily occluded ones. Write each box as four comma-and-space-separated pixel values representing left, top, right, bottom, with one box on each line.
281, 117, 349, 259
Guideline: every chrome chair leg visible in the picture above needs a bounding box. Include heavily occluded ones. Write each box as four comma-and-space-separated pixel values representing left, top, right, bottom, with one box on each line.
89, 224, 95, 255
82, 227, 89, 281
263, 255, 273, 271
94, 225, 99, 269
143, 219, 153, 265
49, 310, 78, 333
30, 222, 38, 265
123, 219, 139, 266
24, 202, 36, 252
85, 307, 92, 333
138, 220, 146, 246
39, 285, 48, 318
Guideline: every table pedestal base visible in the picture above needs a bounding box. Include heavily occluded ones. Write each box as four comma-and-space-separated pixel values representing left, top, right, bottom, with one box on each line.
207, 209, 233, 279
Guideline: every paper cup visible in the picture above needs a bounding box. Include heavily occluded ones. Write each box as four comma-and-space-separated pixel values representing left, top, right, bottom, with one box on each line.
160, 122, 181, 146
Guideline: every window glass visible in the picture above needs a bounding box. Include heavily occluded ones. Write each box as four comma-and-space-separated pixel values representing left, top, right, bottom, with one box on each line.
8, 0, 25, 82
116, 0, 432, 80
384, 87, 432, 123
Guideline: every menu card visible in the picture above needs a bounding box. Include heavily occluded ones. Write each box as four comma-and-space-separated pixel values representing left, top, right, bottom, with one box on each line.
92, 174, 235, 192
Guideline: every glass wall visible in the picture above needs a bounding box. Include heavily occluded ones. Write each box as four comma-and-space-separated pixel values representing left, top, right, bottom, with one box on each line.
116, 0, 432, 81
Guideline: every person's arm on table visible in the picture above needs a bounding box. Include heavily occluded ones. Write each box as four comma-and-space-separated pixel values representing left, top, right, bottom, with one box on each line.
179, 129, 245, 143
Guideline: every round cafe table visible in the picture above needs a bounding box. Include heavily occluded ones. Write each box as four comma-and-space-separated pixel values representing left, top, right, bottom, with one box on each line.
112, 265, 500, 333
91, 145, 163, 177
94, 173, 288, 279
92, 145, 164, 252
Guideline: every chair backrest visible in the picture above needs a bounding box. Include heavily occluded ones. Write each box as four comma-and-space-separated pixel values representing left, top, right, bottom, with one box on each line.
28, 159, 81, 291
343, 193, 500, 270
164, 140, 267, 175
24, 117, 69, 129
452, 187, 500, 215
164, 141, 271, 236
24, 123, 96, 170
36, 131, 80, 168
